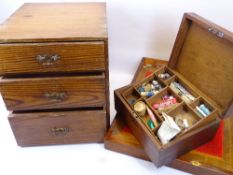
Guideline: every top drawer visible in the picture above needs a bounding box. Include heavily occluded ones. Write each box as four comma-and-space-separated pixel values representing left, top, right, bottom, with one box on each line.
0, 41, 105, 75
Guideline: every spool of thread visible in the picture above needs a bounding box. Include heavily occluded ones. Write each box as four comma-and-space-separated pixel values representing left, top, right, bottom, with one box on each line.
183, 119, 189, 128
195, 106, 207, 117
134, 101, 146, 116
147, 119, 155, 129
199, 104, 211, 116
158, 73, 171, 79
140, 91, 158, 98
152, 80, 159, 86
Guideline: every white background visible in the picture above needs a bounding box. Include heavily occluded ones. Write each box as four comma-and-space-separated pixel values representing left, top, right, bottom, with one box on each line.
0, 0, 233, 175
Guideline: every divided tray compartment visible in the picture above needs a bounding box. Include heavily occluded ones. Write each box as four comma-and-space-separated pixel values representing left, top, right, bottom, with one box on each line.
189, 97, 219, 129
137, 100, 162, 131
154, 66, 176, 84
122, 86, 164, 145
164, 103, 202, 137
134, 72, 167, 99
147, 86, 183, 116
137, 99, 163, 146
122, 87, 141, 107
168, 76, 199, 104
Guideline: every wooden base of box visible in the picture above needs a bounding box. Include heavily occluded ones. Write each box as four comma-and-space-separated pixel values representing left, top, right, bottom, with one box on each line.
104, 115, 233, 175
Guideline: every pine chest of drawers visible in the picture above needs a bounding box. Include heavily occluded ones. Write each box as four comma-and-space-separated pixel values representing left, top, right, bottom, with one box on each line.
0, 3, 109, 146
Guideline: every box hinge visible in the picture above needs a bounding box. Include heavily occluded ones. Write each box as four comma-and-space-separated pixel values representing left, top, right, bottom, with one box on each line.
208, 27, 224, 38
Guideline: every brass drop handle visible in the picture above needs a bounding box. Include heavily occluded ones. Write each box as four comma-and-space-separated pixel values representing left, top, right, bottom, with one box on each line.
36, 54, 60, 66
51, 127, 69, 135
44, 92, 67, 101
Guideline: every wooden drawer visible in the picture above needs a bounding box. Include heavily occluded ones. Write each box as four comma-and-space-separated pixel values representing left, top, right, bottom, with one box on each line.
8, 109, 107, 146
0, 41, 105, 75
0, 74, 105, 111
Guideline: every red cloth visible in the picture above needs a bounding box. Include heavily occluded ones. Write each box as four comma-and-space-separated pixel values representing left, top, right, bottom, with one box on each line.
196, 120, 224, 157
122, 126, 131, 133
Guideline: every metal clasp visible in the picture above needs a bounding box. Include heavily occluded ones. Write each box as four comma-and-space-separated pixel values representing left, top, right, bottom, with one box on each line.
208, 27, 224, 38
191, 160, 201, 167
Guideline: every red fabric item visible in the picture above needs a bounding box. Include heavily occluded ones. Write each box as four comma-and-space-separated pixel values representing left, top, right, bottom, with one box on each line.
145, 71, 153, 77
196, 120, 224, 157
122, 126, 131, 133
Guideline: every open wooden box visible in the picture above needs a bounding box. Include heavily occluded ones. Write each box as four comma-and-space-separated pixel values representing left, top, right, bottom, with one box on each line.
114, 13, 233, 167
105, 57, 233, 174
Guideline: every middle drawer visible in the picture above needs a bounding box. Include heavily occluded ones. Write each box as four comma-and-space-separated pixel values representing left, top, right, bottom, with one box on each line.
0, 74, 106, 111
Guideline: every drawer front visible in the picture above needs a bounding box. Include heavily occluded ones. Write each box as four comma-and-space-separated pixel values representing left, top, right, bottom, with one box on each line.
0, 75, 105, 111
8, 110, 107, 146
0, 41, 105, 74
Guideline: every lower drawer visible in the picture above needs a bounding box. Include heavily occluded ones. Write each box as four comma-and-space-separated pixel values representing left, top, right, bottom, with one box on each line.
8, 109, 106, 146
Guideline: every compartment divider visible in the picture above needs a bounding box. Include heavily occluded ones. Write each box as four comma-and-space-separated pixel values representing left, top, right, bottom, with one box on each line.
188, 97, 201, 107
122, 87, 142, 108
163, 75, 176, 85
144, 99, 163, 121
166, 101, 185, 115
133, 86, 142, 97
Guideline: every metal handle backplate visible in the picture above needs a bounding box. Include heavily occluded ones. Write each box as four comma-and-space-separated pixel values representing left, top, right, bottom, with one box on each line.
44, 92, 67, 101
36, 54, 60, 66
51, 127, 69, 135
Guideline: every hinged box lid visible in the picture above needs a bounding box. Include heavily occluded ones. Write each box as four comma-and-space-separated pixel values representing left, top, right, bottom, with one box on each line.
168, 13, 233, 117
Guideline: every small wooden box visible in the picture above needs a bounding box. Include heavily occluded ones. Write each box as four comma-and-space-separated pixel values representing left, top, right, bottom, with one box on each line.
0, 3, 109, 146
114, 13, 233, 167
105, 57, 233, 175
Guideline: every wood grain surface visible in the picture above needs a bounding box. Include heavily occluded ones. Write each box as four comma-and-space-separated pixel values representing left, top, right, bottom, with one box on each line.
9, 109, 106, 146
0, 42, 105, 75
0, 3, 107, 42
0, 75, 106, 111
170, 18, 233, 115
105, 115, 233, 175
0, 2, 110, 147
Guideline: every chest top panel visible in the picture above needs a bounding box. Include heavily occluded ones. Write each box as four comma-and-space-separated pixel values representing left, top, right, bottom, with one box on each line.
0, 3, 107, 43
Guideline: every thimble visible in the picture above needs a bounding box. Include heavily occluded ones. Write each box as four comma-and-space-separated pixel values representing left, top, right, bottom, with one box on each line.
134, 101, 146, 116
